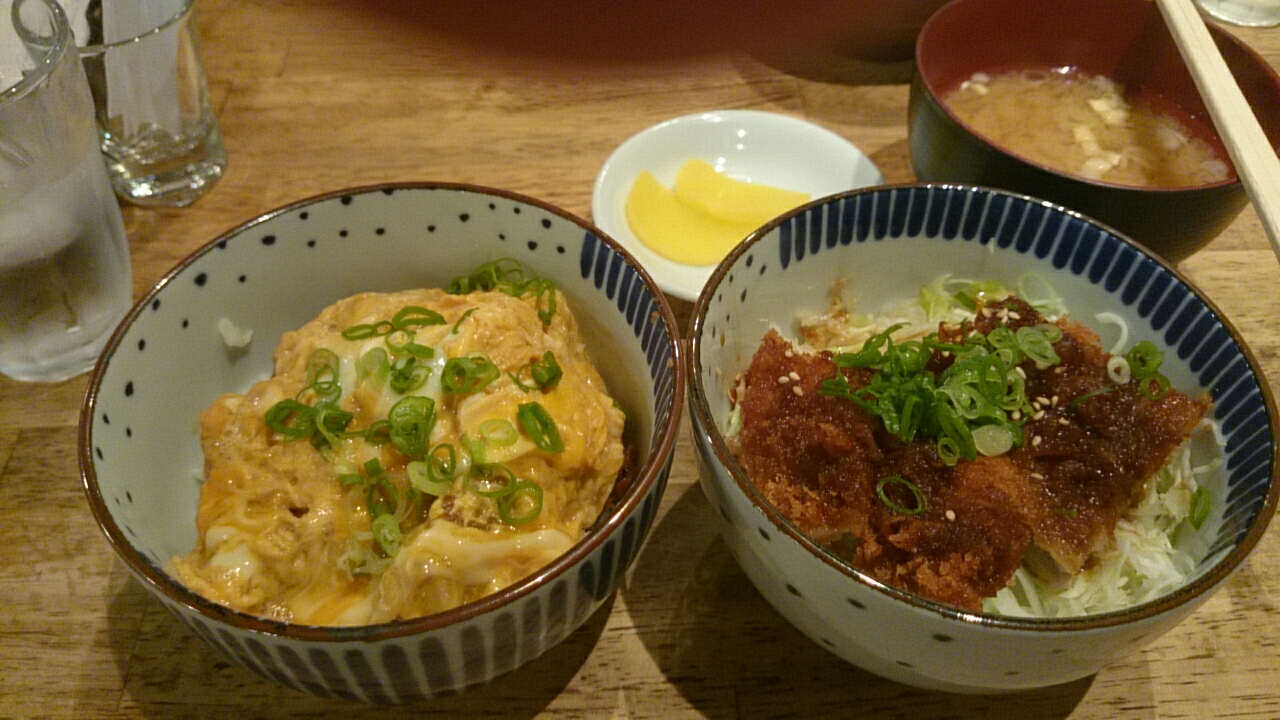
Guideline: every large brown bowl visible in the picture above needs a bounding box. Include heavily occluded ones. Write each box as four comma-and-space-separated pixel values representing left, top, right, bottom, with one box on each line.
908, 0, 1280, 263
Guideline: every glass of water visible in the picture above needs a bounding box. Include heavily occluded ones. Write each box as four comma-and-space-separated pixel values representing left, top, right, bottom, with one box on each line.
1195, 0, 1280, 26
77, 0, 226, 207
0, 0, 132, 382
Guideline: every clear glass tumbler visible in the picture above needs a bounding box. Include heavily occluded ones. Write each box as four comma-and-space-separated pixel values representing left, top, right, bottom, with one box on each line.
0, 0, 132, 383
78, 0, 226, 207
1195, 0, 1280, 27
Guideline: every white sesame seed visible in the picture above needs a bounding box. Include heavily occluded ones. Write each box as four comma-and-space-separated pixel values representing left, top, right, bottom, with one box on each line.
778, 376, 790, 384
1051, 395, 1059, 407
1032, 436, 1043, 446
1055, 367, 1067, 374
789, 371, 801, 381
1012, 410, 1022, 421
1058, 418, 1071, 426
981, 308, 993, 318
945, 510, 956, 521
1009, 311, 1021, 320
784, 350, 794, 358
1030, 472, 1045, 480
1015, 366, 1027, 379
792, 386, 804, 397
1036, 396, 1051, 406
1032, 401, 1042, 411
1033, 410, 1046, 420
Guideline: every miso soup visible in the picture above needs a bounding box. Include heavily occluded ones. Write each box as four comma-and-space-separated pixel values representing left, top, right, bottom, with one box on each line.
943, 69, 1232, 188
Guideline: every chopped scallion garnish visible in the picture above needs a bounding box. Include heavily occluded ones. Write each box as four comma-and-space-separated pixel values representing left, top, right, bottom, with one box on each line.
517, 401, 564, 453
388, 396, 435, 458
441, 355, 500, 394
498, 480, 544, 525
875, 476, 928, 516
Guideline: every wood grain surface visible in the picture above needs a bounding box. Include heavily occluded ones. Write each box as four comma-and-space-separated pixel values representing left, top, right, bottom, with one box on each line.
2, 1, 1279, 717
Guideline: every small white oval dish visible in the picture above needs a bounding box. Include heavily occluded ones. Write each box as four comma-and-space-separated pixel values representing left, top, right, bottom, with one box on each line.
592, 110, 885, 301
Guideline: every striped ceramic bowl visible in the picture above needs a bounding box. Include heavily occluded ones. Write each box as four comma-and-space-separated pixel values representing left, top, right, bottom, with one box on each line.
80, 184, 684, 702
688, 184, 1278, 692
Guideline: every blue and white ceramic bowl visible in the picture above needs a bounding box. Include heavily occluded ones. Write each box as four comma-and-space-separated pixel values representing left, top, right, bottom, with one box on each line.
688, 184, 1278, 692
80, 184, 684, 702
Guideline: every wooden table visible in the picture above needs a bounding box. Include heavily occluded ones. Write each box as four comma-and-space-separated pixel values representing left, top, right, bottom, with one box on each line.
3, 1, 1279, 717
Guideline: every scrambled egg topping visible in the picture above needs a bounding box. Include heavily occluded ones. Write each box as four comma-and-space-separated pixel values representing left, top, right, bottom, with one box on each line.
171, 285, 625, 625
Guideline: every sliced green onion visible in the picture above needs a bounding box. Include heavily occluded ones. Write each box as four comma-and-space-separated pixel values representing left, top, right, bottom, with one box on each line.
971, 424, 1014, 457
441, 355, 500, 394
498, 480, 544, 525
371, 513, 403, 557
1067, 385, 1117, 409
1034, 323, 1063, 343
1189, 486, 1211, 529
530, 352, 563, 389
1137, 373, 1171, 400
342, 320, 395, 341
464, 463, 517, 498
1126, 341, 1164, 379
1016, 326, 1061, 369
304, 348, 342, 400
462, 433, 487, 465
407, 459, 452, 496
480, 418, 518, 446
427, 442, 456, 482
357, 348, 390, 387
364, 458, 384, 476
392, 305, 447, 330
511, 351, 564, 392
264, 399, 316, 440
447, 259, 529, 294
518, 401, 564, 453
363, 419, 391, 445
388, 396, 435, 458
937, 436, 961, 465
389, 356, 430, 394
338, 473, 365, 486
313, 402, 354, 448
451, 307, 478, 334
951, 291, 978, 311
875, 476, 928, 516
365, 473, 399, 518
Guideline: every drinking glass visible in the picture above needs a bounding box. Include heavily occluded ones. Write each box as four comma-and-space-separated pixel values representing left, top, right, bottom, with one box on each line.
1195, 0, 1280, 26
0, 0, 132, 382
77, 0, 226, 207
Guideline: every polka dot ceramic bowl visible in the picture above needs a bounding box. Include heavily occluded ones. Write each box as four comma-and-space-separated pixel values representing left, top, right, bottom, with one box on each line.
688, 184, 1278, 692
79, 183, 684, 702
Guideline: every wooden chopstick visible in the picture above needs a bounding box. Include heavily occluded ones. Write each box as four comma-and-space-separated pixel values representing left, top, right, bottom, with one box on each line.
1156, 0, 1280, 261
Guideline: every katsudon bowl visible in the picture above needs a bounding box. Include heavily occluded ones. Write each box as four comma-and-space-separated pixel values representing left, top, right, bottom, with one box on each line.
79, 183, 684, 702
688, 184, 1279, 692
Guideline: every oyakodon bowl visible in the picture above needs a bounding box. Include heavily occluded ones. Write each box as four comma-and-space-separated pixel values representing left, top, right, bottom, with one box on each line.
907, 0, 1280, 264
79, 184, 684, 702
687, 184, 1278, 692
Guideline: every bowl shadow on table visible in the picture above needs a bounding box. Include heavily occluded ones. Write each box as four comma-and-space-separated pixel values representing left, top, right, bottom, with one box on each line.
622, 482, 1096, 719
95, 561, 615, 718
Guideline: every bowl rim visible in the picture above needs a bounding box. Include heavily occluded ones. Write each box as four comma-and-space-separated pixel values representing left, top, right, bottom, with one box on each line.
688, 181, 1280, 631
912, 0, 1280, 194
79, 181, 687, 642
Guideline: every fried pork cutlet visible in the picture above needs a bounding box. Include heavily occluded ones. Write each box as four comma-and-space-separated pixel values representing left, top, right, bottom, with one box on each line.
734, 299, 1207, 612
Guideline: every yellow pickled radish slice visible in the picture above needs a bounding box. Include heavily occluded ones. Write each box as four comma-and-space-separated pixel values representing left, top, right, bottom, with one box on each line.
673, 158, 810, 227
625, 171, 757, 266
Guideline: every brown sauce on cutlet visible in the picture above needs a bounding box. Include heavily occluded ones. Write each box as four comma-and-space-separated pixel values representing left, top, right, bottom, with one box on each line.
735, 298, 1208, 612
